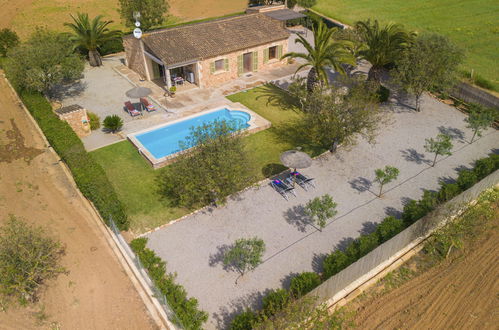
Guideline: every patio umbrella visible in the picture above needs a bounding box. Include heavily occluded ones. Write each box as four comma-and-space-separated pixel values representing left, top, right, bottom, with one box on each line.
125, 86, 152, 98
280, 149, 312, 186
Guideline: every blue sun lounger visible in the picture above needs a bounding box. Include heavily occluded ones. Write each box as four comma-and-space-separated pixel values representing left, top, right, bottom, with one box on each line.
288, 171, 315, 191
271, 179, 296, 201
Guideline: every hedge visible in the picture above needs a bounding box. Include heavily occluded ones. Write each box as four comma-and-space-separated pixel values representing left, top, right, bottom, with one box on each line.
18, 91, 129, 230
130, 238, 208, 329
229, 153, 498, 328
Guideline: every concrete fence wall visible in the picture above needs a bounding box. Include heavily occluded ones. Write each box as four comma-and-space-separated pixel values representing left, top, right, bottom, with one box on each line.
308, 169, 499, 306
452, 82, 499, 110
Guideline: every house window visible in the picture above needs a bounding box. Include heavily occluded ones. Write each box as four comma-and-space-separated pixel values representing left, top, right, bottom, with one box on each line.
268, 46, 277, 60
215, 59, 225, 71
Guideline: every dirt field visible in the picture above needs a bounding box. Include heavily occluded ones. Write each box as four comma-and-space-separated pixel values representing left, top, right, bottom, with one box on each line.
351, 203, 499, 329
0, 0, 247, 38
0, 74, 156, 329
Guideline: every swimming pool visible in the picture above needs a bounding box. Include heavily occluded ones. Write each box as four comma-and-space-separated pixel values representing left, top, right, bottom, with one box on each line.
133, 108, 252, 160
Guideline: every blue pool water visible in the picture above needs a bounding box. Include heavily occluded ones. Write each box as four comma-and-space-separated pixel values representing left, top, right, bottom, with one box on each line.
135, 108, 251, 159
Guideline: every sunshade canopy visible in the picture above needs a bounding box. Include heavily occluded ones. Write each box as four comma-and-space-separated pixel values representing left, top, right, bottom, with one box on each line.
125, 86, 152, 98
263, 9, 306, 21
280, 150, 312, 169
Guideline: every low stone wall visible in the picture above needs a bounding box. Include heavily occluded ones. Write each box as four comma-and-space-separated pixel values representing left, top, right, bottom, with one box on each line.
451, 82, 499, 110
308, 169, 499, 307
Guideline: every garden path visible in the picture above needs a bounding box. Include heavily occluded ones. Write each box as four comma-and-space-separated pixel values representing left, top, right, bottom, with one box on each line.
145, 93, 498, 329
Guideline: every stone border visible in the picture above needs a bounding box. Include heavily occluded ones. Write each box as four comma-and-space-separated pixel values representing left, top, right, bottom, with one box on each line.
1, 73, 174, 330
127, 106, 271, 168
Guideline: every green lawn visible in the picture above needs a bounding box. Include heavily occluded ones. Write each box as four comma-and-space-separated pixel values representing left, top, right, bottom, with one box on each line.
91, 86, 323, 234
313, 0, 499, 90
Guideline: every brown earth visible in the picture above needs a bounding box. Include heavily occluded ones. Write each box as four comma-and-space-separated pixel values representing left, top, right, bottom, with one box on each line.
0, 0, 247, 38
352, 211, 499, 329
0, 74, 157, 329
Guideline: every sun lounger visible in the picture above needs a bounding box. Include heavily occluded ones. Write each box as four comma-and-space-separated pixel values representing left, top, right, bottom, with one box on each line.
124, 101, 141, 117
140, 98, 157, 112
288, 171, 315, 191
271, 179, 296, 201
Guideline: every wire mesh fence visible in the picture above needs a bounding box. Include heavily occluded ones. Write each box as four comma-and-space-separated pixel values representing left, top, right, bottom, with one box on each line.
108, 217, 183, 329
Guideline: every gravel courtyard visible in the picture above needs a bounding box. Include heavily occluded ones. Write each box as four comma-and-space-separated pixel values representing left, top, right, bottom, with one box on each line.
146, 93, 498, 329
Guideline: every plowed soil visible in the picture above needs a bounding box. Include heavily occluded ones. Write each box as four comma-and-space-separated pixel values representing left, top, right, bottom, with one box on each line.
0, 74, 156, 329
352, 212, 499, 329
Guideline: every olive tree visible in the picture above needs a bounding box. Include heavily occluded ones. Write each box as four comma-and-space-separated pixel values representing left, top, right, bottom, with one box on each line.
5, 29, 84, 96
374, 166, 400, 197
302, 80, 384, 152
161, 120, 255, 208
424, 134, 453, 167
119, 0, 170, 31
223, 237, 265, 276
0, 216, 65, 305
304, 194, 338, 231
393, 33, 464, 112
465, 104, 497, 143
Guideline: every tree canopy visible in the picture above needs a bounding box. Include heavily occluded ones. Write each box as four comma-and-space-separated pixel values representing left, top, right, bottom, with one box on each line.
161, 120, 255, 208
299, 79, 384, 151
0, 28, 19, 57
64, 13, 121, 67
119, 0, 170, 31
355, 19, 414, 82
465, 104, 497, 143
5, 29, 84, 96
393, 33, 464, 111
223, 237, 266, 276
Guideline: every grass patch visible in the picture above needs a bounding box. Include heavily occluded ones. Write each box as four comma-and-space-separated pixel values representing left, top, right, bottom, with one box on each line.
313, 0, 499, 91
92, 86, 325, 234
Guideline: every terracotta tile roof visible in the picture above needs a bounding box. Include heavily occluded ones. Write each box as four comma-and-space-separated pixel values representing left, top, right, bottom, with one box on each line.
139, 14, 289, 67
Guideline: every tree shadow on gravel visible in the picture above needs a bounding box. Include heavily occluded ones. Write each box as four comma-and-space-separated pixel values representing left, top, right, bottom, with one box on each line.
400, 148, 431, 165
280, 272, 300, 289
283, 204, 311, 232
360, 221, 377, 235
438, 126, 466, 143
208, 244, 231, 270
385, 206, 403, 218
312, 252, 327, 273
213, 290, 268, 329
348, 176, 373, 193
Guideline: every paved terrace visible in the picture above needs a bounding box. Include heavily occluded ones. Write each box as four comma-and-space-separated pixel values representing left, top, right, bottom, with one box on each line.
145, 94, 498, 329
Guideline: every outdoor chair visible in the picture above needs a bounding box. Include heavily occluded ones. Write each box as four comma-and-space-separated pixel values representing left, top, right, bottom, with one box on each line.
140, 98, 157, 112
288, 171, 315, 191
271, 179, 296, 201
124, 101, 141, 117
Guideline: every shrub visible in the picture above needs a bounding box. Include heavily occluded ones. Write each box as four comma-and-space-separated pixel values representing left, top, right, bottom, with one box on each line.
130, 238, 208, 329
322, 250, 352, 279
376, 216, 404, 243
229, 309, 258, 330
437, 183, 461, 202
473, 157, 496, 180
0, 28, 19, 57
262, 289, 291, 317
289, 272, 321, 298
103, 115, 123, 133
0, 216, 65, 304
19, 91, 129, 230
98, 37, 124, 56
376, 85, 390, 103
456, 169, 478, 191
87, 111, 100, 130
356, 233, 380, 257
402, 199, 426, 225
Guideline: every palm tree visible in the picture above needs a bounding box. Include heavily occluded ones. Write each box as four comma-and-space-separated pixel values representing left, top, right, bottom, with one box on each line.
64, 13, 121, 67
282, 21, 356, 92
355, 19, 415, 83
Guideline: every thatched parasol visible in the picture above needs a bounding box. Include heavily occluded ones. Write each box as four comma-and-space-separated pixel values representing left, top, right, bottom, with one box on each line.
125, 86, 152, 98
280, 150, 312, 186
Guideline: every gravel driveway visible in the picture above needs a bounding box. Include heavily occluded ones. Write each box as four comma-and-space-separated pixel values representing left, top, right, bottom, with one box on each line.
146, 93, 498, 329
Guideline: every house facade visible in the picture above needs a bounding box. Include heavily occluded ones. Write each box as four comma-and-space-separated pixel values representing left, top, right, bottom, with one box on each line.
123, 13, 290, 90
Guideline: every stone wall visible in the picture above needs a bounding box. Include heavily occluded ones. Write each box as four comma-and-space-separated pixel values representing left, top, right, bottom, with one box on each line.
198, 39, 288, 88
58, 108, 91, 138
123, 37, 148, 80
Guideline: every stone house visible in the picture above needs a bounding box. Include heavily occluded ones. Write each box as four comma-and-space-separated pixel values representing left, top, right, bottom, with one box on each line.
123, 13, 293, 90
